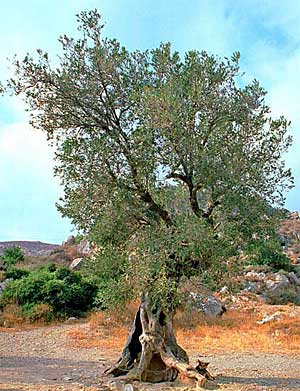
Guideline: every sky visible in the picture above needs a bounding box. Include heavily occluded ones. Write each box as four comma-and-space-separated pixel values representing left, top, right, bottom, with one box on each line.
0, 0, 299, 243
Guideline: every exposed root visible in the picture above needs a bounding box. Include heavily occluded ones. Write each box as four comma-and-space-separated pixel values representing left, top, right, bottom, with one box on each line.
105, 297, 213, 389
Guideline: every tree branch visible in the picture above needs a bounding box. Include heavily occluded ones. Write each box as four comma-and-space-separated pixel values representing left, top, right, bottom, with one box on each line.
95, 73, 173, 227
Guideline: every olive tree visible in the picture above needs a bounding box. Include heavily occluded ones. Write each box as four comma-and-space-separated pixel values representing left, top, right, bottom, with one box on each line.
5, 10, 293, 387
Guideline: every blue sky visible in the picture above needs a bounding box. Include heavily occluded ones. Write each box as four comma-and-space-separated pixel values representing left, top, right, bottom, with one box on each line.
0, 0, 299, 243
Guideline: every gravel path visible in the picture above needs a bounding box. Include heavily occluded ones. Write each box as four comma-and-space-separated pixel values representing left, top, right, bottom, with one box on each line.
0, 323, 300, 391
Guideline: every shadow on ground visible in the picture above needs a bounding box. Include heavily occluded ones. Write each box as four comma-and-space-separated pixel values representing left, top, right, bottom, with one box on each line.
219, 375, 300, 389
1, 356, 300, 390
0, 355, 105, 387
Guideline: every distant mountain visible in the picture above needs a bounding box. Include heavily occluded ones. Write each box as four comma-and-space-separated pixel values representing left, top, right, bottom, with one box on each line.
0, 241, 61, 257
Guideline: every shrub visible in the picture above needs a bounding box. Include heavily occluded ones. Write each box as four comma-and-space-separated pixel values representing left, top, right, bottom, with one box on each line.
4, 268, 29, 280
244, 240, 291, 271
0, 264, 98, 320
24, 303, 55, 323
1, 246, 24, 270
0, 303, 23, 327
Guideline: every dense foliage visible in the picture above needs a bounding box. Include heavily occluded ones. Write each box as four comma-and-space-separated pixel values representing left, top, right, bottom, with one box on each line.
244, 238, 291, 271
5, 10, 293, 310
4, 267, 29, 280
1, 246, 24, 270
0, 264, 97, 320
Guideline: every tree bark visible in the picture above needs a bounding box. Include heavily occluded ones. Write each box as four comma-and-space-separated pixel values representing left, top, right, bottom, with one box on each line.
105, 295, 207, 388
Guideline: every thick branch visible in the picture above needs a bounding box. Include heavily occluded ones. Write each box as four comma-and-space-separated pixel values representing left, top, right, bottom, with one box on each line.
189, 185, 202, 218
167, 171, 202, 218
202, 199, 221, 221
96, 75, 173, 227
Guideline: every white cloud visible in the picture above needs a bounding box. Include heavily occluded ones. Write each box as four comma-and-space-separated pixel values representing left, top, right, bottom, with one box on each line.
0, 122, 55, 184
0, 110, 72, 243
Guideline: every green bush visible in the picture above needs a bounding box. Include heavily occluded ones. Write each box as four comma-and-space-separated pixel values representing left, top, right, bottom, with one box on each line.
1, 246, 24, 270
0, 264, 98, 320
244, 240, 291, 271
4, 268, 29, 280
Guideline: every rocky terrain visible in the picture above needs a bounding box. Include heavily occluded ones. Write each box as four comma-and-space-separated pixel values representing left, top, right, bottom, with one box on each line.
278, 211, 300, 262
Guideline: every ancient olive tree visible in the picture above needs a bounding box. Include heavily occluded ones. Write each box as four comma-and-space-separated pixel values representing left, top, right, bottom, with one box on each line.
6, 10, 293, 387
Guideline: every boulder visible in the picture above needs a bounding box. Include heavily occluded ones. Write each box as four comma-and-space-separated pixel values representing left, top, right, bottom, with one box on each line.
69, 257, 84, 270
66, 316, 77, 323
191, 293, 226, 317
243, 270, 267, 294
287, 272, 300, 286
243, 281, 260, 293
257, 311, 282, 324
265, 273, 290, 295
63, 235, 76, 246
77, 239, 93, 256
240, 269, 300, 304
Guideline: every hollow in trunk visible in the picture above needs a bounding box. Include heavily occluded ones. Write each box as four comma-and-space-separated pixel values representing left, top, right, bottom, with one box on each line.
105, 295, 207, 388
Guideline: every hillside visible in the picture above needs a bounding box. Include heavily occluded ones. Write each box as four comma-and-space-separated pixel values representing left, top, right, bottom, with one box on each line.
0, 241, 60, 257
278, 211, 300, 263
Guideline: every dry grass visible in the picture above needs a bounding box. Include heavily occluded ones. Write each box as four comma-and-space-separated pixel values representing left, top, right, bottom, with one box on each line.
2, 299, 299, 355
0, 304, 24, 328
66, 305, 300, 355
176, 308, 300, 354
66, 301, 139, 351
0, 303, 61, 332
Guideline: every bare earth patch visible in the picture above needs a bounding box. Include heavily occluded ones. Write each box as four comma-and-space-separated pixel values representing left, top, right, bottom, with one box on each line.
1, 306, 300, 390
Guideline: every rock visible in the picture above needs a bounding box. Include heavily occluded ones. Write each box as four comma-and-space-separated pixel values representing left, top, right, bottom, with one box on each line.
69, 257, 84, 270
245, 271, 266, 282
66, 317, 77, 323
202, 296, 226, 317
240, 269, 300, 303
219, 286, 229, 295
0, 278, 12, 297
294, 265, 300, 277
77, 239, 93, 256
243, 281, 259, 293
290, 211, 299, 220
191, 293, 226, 317
62, 376, 73, 381
287, 272, 300, 286
257, 311, 282, 324
63, 235, 76, 245
265, 273, 290, 294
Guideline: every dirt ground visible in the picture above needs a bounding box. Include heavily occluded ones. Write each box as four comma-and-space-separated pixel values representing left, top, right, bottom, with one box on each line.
0, 321, 300, 391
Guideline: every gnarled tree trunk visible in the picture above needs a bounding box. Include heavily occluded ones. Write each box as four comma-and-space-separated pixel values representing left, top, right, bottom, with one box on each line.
105, 295, 207, 388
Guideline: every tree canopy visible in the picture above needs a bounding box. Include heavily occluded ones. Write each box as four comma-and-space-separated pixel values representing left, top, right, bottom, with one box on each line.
6, 9, 293, 307
4, 10, 295, 386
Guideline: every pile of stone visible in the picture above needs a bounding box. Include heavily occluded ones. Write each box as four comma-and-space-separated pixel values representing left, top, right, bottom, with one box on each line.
241, 268, 300, 303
